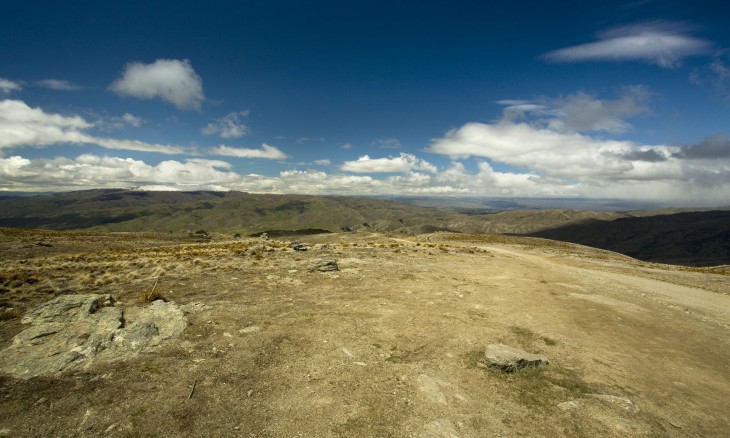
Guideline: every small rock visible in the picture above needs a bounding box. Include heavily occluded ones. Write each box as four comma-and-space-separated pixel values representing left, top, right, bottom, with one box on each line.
36, 241, 53, 247
483, 343, 548, 372
308, 259, 339, 272
291, 241, 309, 251
558, 400, 582, 410
420, 419, 461, 438
588, 394, 635, 411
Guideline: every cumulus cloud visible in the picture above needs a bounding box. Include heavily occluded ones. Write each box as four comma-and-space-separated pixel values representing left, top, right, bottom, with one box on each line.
201, 111, 250, 138
0, 78, 22, 94
2, 146, 728, 203
278, 170, 381, 194
426, 118, 730, 203
0, 154, 238, 191
208, 144, 288, 160
427, 120, 674, 179
35, 79, 82, 91
341, 153, 437, 173
109, 59, 205, 110
674, 132, 730, 159
0, 99, 190, 155
543, 21, 712, 68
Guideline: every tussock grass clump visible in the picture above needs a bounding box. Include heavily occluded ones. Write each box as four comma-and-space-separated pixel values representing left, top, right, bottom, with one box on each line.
140, 290, 167, 303
139, 278, 166, 303
0, 308, 22, 321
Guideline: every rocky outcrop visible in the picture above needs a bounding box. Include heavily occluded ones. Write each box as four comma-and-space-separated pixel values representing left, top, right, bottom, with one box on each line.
0, 294, 187, 379
483, 343, 548, 372
308, 259, 339, 272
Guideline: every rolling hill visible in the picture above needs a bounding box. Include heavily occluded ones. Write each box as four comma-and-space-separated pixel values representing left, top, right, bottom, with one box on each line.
0, 189, 728, 266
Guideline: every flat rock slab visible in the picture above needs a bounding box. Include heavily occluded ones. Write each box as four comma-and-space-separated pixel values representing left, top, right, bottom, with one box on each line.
0, 294, 187, 379
308, 259, 339, 272
484, 343, 548, 372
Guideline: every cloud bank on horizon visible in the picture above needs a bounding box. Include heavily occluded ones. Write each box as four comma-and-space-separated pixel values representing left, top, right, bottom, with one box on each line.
1, 2, 729, 206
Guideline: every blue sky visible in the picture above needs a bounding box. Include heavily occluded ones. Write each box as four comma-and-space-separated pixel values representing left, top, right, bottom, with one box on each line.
1, 0, 729, 205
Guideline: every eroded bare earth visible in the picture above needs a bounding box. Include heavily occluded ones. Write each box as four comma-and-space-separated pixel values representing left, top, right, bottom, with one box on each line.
0, 229, 728, 437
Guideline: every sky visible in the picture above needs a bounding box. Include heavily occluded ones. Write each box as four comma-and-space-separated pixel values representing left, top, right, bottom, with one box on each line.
1, 0, 729, 206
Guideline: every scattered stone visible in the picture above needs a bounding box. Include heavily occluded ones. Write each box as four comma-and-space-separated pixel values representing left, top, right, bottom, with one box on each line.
558, 400, 583, 411
239, 325, 260, 334
308, 259, 338, 272
483, 343, 548, 372
36, 241, 53, 247
180, 302, 211, 314
259, 233, 269, 241
587, 394, 635, 411
291, 241, 309, 251
418, 374, 449, 405
0, 294, 187, 379
420, 419, 461, 438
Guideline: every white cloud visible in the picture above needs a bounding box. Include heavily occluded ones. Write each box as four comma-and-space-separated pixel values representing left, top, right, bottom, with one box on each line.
201, 111, 250, 138
675, 132, 730, 159
109, 59, 205, 110
2, 145, 728, 203
120, 113, 144, 128
314, 159, 331, 166
341, 143, 353, 149
373, 138, 401, 148
341, 153, 437, 173
35, 79, 81, 91
0, 99, 191, 155
426, 119, 730, 203
208, 143, 288, 160
543, 21, 712, 68
279, 169, 382, 194
0, 154, 238, 191
99, 113, 145, 130
0, 78, 22, 94
427, 120, 663, 178
500, 86, 652, 134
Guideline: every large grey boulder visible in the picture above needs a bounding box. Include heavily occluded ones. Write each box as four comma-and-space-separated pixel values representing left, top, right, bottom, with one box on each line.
0, 294, 187, 379
308, 259, 339, 272
484, 343, 548, 372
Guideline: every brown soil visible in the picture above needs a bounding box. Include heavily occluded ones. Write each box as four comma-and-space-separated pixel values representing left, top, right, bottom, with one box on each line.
0, 229, 728, 437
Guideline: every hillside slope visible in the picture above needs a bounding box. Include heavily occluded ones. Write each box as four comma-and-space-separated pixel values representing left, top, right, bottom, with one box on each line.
1, 190, 728, 266
0, 230, 728, 436
529, 210, 730, 266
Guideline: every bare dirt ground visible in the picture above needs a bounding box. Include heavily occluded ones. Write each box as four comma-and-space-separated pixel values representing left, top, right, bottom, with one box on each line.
0, 229, 728, 437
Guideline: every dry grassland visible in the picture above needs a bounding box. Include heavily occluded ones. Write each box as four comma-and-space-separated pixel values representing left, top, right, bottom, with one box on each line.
0, 228, 728, 437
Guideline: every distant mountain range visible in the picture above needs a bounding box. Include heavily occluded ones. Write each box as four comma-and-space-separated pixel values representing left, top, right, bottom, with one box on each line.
0, 189, 728, 266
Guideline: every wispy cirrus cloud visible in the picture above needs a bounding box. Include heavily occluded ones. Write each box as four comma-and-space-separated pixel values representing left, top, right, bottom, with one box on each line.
0, 78, 22, 94
35, 79, 82, 91
372, 138, 401, 148
499, 85, 652, 134
109, 59, 205, 110
691, 49, 730, 103
201, 111, 250, 138
543, 21, 712, 68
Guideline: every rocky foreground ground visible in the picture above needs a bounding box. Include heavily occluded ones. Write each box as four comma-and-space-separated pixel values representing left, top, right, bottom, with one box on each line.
0, 229, 728, 437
